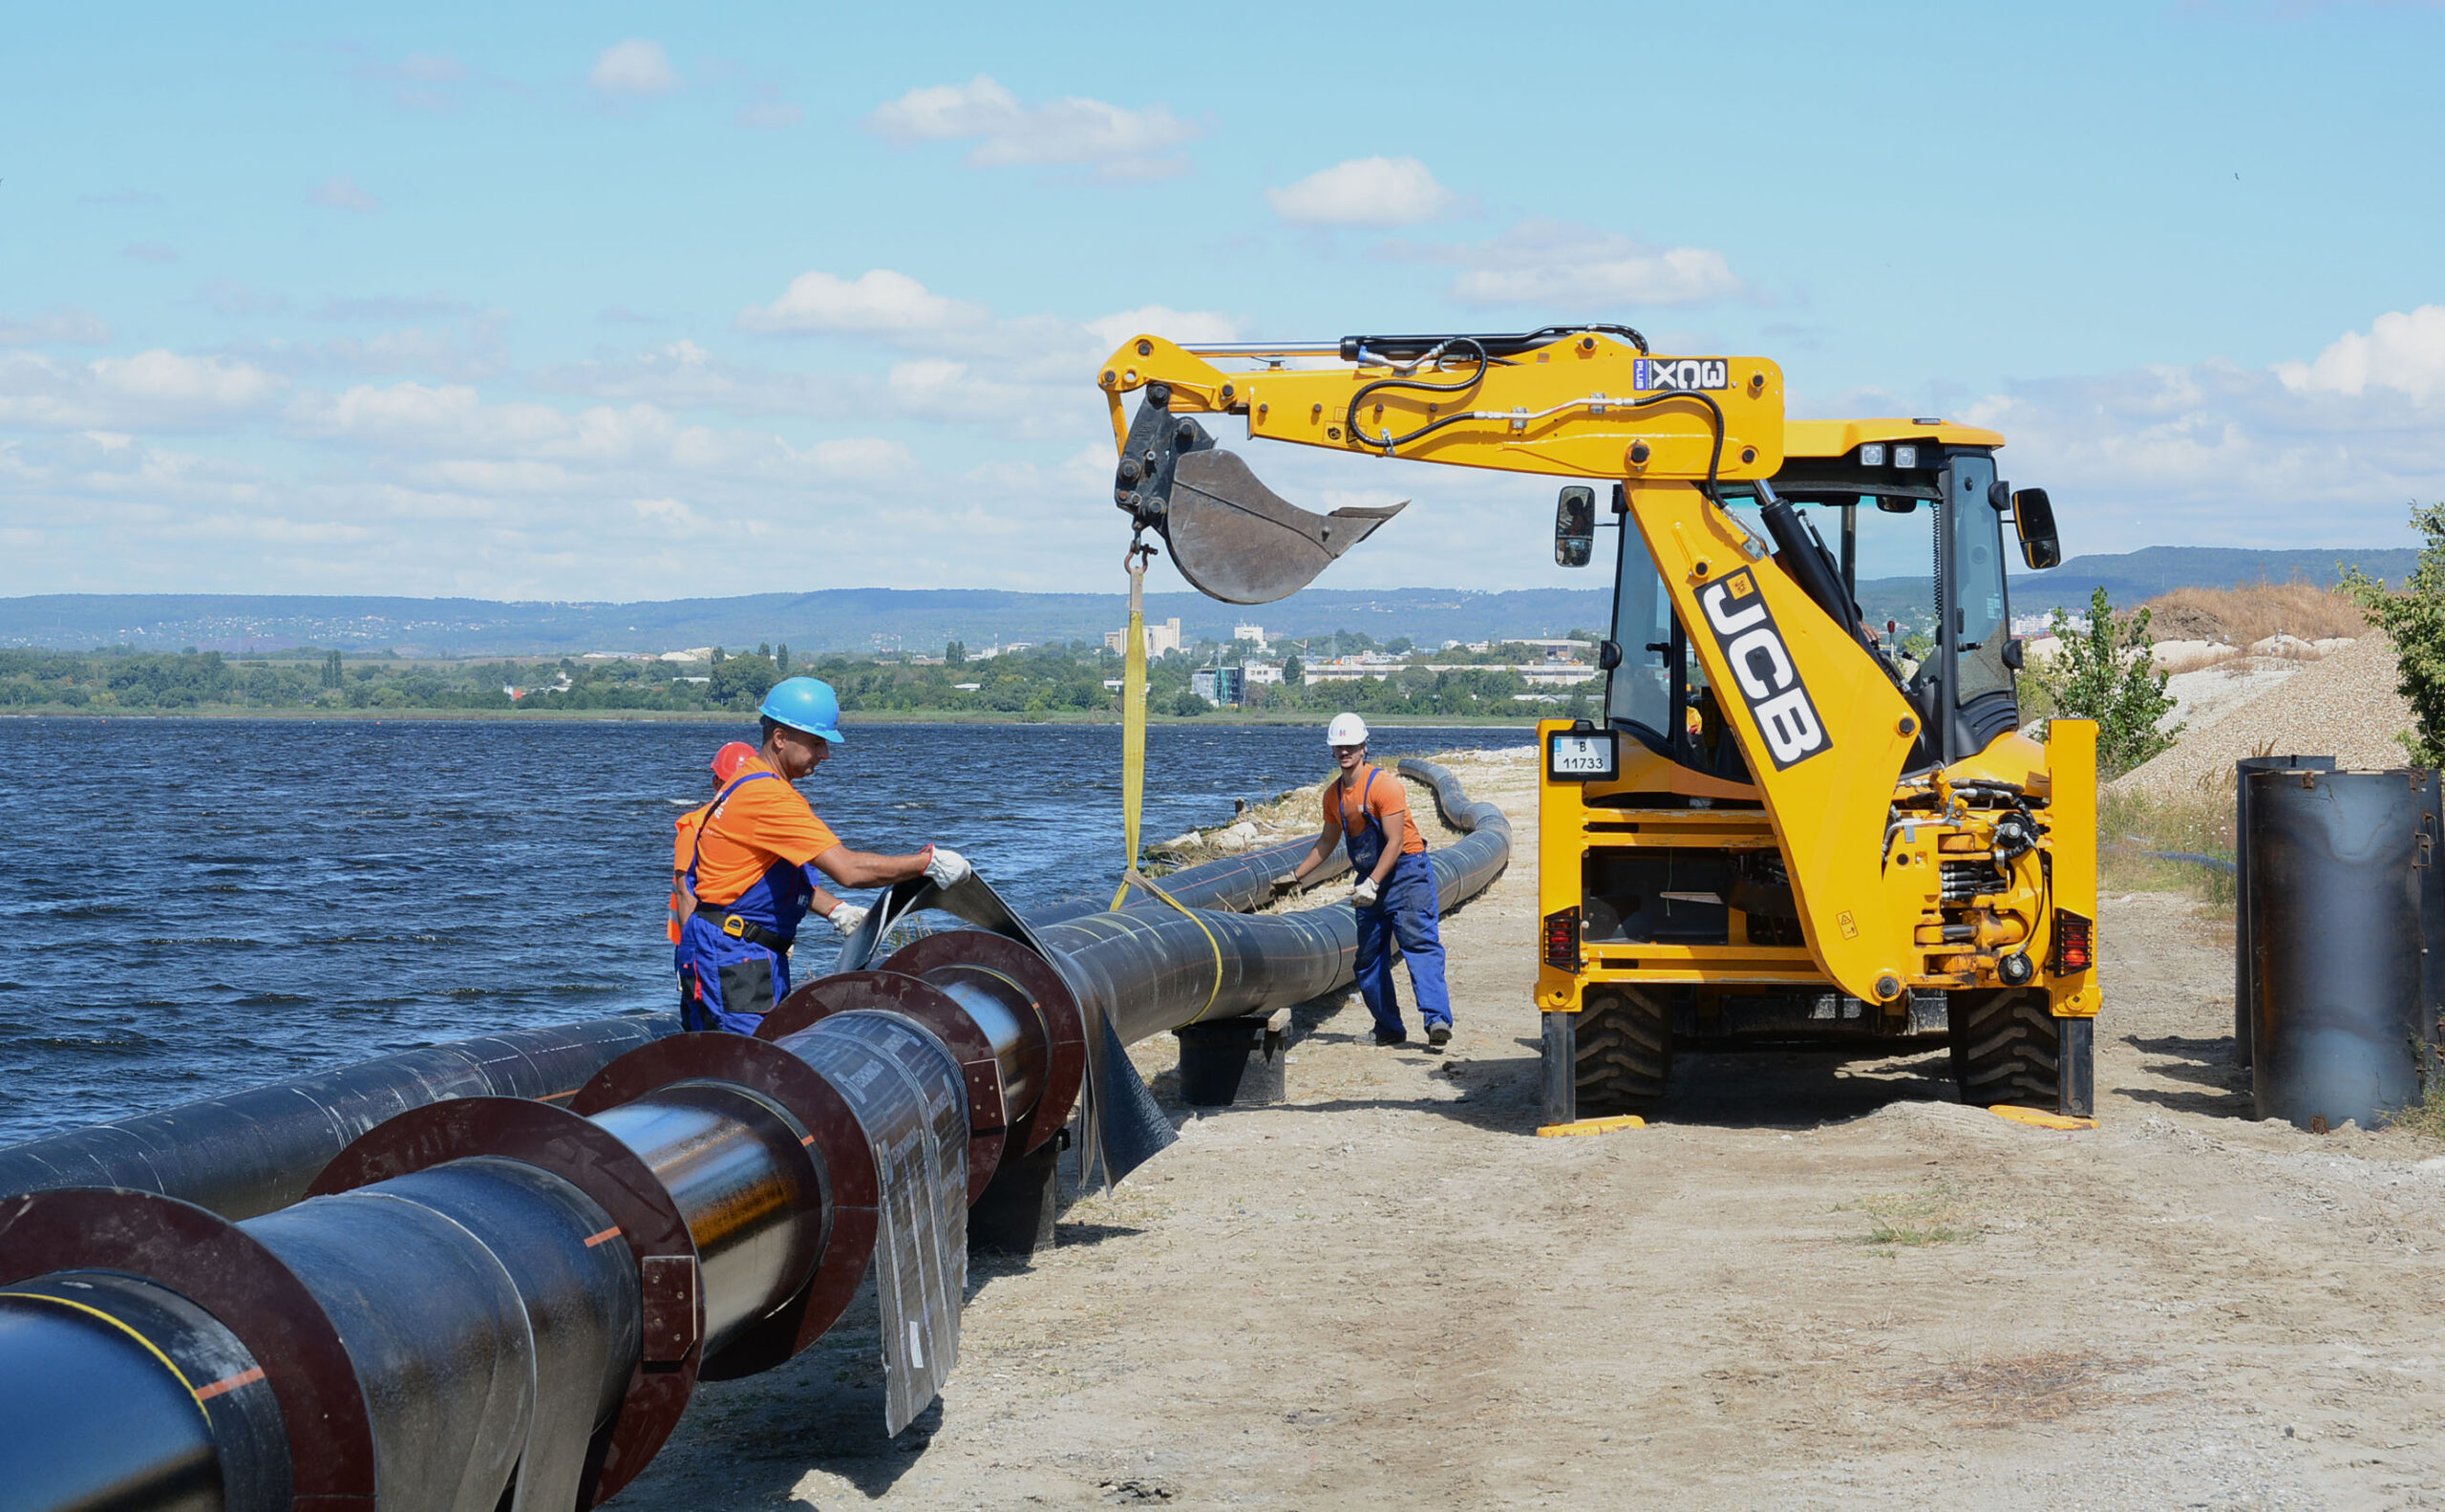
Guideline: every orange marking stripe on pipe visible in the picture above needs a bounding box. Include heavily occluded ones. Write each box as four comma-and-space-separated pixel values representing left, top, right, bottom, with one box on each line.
801, 1135, 817, 1146
539, 1089, 578, 1101
583, 1225, 623, 1247
194, 1366, 266, 1401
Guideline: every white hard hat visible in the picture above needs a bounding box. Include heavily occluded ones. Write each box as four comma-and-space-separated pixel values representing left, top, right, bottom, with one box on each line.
1326, 713, 1369, 747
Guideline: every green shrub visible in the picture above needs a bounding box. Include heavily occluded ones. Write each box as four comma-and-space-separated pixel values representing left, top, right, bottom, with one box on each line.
2030, 587, 2179, 777
2345, 501, 2445, 766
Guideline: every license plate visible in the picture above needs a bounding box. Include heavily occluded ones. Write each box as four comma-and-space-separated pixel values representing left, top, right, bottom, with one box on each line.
1547, 731, 1618, 781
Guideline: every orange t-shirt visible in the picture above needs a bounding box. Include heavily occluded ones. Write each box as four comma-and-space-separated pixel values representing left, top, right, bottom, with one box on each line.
667, 805, 711, 943
1322, 765, 1425, 856
688, 759, 843, 905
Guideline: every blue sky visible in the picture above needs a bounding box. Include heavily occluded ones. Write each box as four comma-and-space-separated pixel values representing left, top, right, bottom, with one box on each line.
4, 1, 2443, 601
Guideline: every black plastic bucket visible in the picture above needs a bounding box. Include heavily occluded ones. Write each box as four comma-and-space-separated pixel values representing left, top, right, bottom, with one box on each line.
2246, 768, 2431, 1129
2234, 755, 2335, 1070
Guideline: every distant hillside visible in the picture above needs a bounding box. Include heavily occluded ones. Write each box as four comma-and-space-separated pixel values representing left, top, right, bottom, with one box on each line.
0, 547, 2411, 656
0, 587, 1617, 657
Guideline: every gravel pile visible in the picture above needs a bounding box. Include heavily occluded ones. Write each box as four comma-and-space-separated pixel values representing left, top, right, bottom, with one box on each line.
2112, 632, 2415, 797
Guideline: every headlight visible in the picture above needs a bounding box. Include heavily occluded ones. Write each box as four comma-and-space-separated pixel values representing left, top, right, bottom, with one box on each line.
1859, 442, 1885, 466
1894, 443, 1919, 469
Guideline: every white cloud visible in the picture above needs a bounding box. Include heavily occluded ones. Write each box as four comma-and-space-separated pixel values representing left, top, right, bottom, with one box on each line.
736, 268, 981, 335
2277, 304, 2445, 404
1922, 310, 2445, 553
864, 75, 1195, 177
590, 39, 677, 99
0, 349, 285, 429
308, 174, 379, 213
1428, 220, 1744, 308
1265, 157, 1460, 229
0, 307, 112, 345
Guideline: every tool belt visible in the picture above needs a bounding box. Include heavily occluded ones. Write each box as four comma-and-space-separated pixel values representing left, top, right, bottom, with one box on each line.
692, 905, 794, 954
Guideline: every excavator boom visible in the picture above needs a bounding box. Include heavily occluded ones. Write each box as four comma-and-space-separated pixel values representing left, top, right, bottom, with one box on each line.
1098, 330, 1785, 602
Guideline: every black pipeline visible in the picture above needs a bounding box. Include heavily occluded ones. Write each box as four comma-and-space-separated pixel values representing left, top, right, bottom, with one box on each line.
0, 797, 1353, 1221
0, 759, 1507, 1512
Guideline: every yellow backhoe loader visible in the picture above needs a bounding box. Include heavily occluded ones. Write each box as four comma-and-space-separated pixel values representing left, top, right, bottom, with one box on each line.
1095, 326, 2097, 1120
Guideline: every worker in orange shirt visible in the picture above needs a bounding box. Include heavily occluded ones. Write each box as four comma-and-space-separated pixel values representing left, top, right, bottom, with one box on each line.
675, 677, 968, 1033
668, 741, 858, 945
1273, 713, 1452, 1048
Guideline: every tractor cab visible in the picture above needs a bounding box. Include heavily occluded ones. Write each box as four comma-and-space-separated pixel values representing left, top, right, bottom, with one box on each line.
1574, 419, 2059, 785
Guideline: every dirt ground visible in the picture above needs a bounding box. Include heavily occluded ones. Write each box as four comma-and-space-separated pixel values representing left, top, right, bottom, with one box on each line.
622, 751, 2445, 1511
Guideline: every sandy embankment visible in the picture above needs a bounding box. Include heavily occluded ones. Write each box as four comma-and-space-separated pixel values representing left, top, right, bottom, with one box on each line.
622, 751, 2445, 1511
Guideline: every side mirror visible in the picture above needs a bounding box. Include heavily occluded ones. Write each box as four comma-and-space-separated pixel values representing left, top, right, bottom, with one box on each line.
1554, 485, 1596, 568
1597, 639, 1624, 671
2001, 637, 2025, 671
2010, 487, 2061, 570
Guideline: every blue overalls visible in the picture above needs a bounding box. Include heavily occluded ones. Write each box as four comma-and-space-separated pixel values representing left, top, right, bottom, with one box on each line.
674, 772, 821, 1034
1341, 768, 1453, 1038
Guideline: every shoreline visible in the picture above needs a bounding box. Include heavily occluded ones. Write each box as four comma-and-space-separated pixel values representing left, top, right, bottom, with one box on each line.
0, 708, 1541, 729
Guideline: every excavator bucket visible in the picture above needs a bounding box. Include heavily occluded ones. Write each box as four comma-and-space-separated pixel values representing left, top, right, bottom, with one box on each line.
1165, 450, 1406, 605
1114, 397, 1404, 605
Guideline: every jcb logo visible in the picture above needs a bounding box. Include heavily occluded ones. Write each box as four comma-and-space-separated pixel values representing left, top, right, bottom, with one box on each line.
1699, 569, 1831, 770
1634, 357, 1731, 392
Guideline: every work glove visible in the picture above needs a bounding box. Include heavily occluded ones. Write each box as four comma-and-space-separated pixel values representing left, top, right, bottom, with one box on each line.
1351, 877, 1380, 908
1270, 874, 1301, 893
924, 846, 971, 888
826, 903, 868, 938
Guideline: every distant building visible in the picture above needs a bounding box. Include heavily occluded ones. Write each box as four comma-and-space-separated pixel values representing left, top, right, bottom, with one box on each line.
1104, 617, 1183, 657
1233, 623, 1268, 650
1303, 661, 1597, 688
1191, 666, 1246, 706
1512, 638, 1593, 659
1244, 662, 1285, 686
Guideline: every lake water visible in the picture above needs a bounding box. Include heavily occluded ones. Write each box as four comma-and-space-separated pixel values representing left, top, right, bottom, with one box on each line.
0, 718, 1530, 1144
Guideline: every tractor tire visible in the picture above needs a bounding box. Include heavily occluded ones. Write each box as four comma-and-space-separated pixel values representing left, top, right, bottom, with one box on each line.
1948, 989, 2059, 1109
1575, 987, 1672, 1114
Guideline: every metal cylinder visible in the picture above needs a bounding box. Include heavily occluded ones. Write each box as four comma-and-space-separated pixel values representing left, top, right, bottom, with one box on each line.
0, 1267, 295, 1512
2234, 755, 2334, 1069
0, 1014, 684, 1219
589, 1083, 825, 1353
2247, 768, 2431, 1129
244, 1195, 539, 1512
928, 975, 1048, 1118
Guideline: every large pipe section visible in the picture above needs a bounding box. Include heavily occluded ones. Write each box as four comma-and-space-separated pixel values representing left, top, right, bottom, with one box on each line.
0, 760, 1508, 1511
0, 831, 1339, 1220
0, 1014, 684, 1219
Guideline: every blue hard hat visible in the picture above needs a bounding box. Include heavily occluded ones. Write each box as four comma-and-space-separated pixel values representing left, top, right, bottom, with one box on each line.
758, 676, 844, 743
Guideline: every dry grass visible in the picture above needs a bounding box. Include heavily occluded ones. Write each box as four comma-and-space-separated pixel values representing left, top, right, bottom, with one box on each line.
1837, 1184, 1982, 1247
2142, 583, 2365, 647
1896, 1351, 2155, 1428
2382, 1075, 2445, 1145
2098, 777, 2236, 911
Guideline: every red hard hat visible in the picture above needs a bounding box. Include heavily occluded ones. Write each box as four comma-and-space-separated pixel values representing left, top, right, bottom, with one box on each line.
712, 741, 759, 781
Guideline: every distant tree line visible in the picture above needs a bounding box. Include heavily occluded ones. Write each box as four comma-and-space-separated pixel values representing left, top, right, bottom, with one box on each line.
0, 635, 1566, 718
